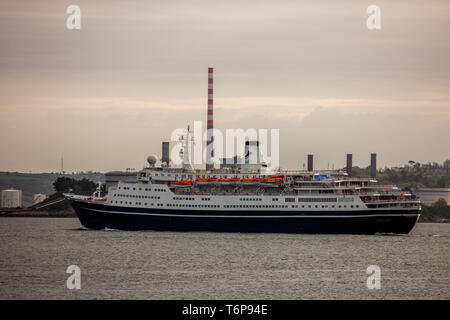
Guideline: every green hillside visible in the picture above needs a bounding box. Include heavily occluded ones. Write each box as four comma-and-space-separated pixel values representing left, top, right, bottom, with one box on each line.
0, 172, 104, 207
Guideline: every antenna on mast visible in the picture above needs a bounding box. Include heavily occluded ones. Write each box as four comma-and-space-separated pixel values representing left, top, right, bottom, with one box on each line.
60, 156, 65, 174
180, 125, 194, 172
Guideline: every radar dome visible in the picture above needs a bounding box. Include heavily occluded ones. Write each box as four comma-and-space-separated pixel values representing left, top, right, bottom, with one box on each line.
147, 155, 158, 167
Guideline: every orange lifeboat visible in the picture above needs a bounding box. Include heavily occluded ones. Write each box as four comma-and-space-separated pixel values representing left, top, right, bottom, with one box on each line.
218, 178, 232, 183
241, 177, 260, 183
261, 177, 283, 183
175, 179, 192, 185
207, 177, 217, 182
195, 178, 208, 183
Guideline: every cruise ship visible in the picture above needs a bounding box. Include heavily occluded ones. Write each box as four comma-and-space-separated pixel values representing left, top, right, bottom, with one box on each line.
65, 68, 421, 234
66, 135, 421, 234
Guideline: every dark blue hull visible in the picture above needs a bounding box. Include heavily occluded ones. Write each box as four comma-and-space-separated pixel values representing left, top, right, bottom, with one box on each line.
72, 200, 419, 234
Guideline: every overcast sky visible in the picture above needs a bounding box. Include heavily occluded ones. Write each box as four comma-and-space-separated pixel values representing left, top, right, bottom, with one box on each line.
0, 0, 449, 172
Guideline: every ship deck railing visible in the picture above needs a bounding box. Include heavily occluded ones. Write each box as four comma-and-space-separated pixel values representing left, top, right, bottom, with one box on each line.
362, 199, 421, 204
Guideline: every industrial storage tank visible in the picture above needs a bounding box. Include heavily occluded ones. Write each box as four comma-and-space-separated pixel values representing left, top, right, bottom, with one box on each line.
1, 189, 22, 208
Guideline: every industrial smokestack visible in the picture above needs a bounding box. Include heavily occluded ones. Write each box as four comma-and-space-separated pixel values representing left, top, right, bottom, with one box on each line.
162, 142, 170, 166
206, 67, 214, 171
370, 153, 377, 178
346, 154, 353, 177
307, 154, 314, 172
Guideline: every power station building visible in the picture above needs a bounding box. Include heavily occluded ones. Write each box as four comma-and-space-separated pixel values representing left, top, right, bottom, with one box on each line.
1, 189, 22, 208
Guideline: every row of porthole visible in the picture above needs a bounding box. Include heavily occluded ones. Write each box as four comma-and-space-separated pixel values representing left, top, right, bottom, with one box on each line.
110, 201, 360, 210
297, 198, 338, 202
224, 204, 288, 208
113, 201, 153, 206
291, 204, 360, 209
114, 194, 160, 199
167, 204, 220, 208
118, 186, 166, 192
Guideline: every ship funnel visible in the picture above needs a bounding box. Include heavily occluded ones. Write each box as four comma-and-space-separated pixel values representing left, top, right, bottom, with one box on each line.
346, 154, 352, 176
162, 142, 170, 166
370, 153, 377, 178
307, 154, 314, 171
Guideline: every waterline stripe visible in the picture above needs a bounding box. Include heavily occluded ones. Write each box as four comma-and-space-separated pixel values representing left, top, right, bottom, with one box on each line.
87, 208, 419, 219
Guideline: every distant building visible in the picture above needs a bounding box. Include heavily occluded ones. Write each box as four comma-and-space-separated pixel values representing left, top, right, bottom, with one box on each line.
415, 188, 450, 205
1, 189, 22, 208
105, 171, 138, 192
33, 193, 48, 205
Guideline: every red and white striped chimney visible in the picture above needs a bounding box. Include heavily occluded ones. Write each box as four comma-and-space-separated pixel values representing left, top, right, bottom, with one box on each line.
206, 67, 214, 170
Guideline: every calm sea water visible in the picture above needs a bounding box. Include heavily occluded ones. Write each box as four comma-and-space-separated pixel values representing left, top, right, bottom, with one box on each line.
0, 218, 448, 299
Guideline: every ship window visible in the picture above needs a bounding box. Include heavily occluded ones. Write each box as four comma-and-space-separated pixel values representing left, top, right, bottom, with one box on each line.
356, 205, 359, 208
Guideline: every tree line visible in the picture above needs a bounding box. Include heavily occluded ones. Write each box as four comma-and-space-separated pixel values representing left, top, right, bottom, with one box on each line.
53, 177, 98, 195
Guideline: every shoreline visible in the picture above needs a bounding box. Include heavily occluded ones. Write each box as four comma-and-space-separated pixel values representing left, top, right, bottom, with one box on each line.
0, 210, 76, 218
